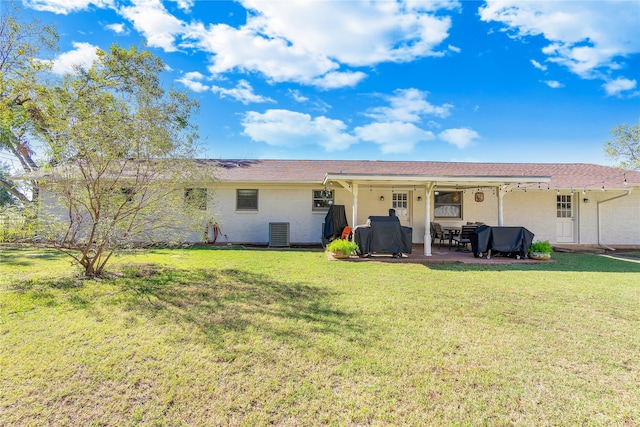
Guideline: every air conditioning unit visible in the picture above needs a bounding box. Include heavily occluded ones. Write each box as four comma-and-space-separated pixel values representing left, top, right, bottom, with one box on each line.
269, 222, 290, 247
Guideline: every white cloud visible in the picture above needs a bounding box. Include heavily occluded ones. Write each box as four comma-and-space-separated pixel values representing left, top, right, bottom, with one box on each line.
180, 0, 459, 87
119, 0, 186, 52
531, 59, 547, 71
603, 77, 637, 97
49, 42, 99, 75
242, 109, 358, 152
287, 89, 308, 103
240, 0, 455, 65
480, 1, 640, 80
365, 88, 453, 122
172, 0, 194, 11
24, 0, 113, 14
211, 80, 275, 104
438, 128, 479, 149
191, 23, 339, 84
104, 22, 127, 34
543, 80, 563, 89
312, 71, 368, 89
176, 71, 210, 93
355, 122, 434, 154
448, 44, 461, 54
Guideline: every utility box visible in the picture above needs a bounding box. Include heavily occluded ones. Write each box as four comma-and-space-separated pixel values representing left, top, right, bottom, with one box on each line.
269, 222, 290, 247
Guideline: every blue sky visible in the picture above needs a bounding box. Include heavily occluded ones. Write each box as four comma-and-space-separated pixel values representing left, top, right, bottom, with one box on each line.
18, 0, 640, 165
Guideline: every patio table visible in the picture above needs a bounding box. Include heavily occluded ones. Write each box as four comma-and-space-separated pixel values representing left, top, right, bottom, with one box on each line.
443, 227, 460, 250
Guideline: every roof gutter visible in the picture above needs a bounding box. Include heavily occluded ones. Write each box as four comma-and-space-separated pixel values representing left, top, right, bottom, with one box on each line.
597, 189, 633, 251
322, 173, 550, 186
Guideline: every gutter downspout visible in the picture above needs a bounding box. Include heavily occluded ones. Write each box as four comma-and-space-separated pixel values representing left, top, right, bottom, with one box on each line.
597, 190, 632, 251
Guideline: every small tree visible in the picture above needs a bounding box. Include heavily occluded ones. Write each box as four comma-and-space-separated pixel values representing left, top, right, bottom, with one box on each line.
34, 45, 213, 276
605, 120, 640, 171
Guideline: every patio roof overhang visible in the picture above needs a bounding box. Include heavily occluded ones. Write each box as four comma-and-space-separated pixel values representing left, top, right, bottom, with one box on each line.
322, 173, 551, 189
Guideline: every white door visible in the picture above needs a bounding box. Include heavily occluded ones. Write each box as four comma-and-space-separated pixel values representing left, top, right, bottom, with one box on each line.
393, 192, 411, 226
556, 194, 574, 243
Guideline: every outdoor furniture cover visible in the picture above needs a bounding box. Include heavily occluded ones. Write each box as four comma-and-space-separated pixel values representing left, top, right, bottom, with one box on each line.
471, 225, 492, 256
354, 216, 412, 257
471, 226, 534, 259
323, 205, 348, 242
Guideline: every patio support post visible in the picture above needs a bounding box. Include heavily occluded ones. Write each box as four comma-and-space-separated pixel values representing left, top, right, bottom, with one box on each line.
351, 183, 358, 229
497, 186, 505, 226
424, 183, 434, 256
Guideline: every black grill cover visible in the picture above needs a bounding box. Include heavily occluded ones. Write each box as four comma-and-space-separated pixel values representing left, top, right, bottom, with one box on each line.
471, 226, 534, 258
355, 216, 412, 256
323, 205, 348, 241
471, 225, 492, 256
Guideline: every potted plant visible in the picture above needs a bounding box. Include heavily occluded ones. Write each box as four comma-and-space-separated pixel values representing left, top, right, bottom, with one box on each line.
326, 239, 359, 259
528, 240, 553, 260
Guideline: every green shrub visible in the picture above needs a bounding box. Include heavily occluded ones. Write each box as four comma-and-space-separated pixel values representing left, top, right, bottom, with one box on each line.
326, 239, 359, 256
529, 240, 553, 253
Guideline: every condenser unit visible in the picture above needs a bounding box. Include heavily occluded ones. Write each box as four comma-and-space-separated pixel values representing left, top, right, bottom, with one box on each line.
269, 222, 290, 247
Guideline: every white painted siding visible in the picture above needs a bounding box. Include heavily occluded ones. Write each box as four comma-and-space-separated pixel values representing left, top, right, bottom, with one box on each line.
503, 191, 557, 242
595, 190, 640, 245
211, 184, 332, 244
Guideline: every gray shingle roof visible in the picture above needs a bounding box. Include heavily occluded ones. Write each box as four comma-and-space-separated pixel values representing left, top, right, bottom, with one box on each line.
207, 159, 640, 190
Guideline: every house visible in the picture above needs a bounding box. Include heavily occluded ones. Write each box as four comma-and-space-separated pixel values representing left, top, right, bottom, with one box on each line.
202, 159, 640, 254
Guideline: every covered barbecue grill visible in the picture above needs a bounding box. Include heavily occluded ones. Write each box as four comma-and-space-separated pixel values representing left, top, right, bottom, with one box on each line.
471, 226, 534, 259
323, 204, 349, 243
354, 216, 412, 258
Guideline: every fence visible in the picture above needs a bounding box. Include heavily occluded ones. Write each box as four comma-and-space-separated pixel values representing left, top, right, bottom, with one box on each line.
0, 210, 35, 242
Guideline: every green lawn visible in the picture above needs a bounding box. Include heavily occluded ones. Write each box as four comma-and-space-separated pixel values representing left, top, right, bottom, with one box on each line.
1, 246, 639, 426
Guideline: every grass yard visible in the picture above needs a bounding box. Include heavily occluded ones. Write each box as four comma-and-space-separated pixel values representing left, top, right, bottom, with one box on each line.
1, 246, 639, 426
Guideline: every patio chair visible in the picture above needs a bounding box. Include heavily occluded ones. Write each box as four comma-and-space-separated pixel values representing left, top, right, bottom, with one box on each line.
453, 224, 478, 251
340, 226, 353, 240
430, 222, 450, 247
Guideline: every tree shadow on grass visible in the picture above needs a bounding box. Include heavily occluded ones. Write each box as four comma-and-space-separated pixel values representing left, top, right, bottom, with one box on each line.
115, 264, 364, 351
0, 248, 69, 267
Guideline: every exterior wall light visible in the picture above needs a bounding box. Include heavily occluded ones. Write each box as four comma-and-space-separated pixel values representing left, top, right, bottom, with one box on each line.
379, 195, 385, 201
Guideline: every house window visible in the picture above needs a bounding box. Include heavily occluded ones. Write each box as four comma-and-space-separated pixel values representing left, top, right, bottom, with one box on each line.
434, 191, 462, 218
313, 189, 334, 211
557, 194, 572, 218
237, 189, 258, 211
185, 188, 207, 210
392, 192, 408, 216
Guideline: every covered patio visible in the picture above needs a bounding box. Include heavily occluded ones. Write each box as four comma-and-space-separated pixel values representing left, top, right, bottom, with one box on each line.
323, 171, 551, 257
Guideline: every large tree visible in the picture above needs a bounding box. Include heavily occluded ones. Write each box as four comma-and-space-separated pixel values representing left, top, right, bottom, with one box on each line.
0, 1, 58, 204
605, 120, 640, 171
35, 45, 211, 276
